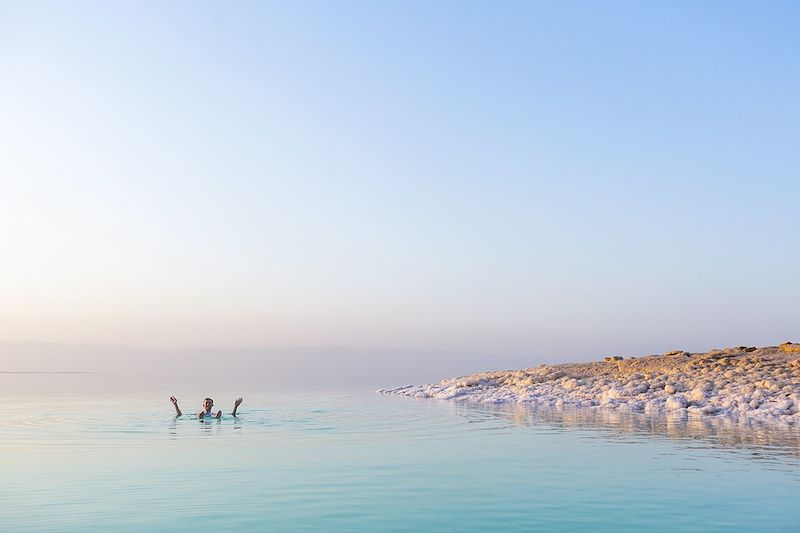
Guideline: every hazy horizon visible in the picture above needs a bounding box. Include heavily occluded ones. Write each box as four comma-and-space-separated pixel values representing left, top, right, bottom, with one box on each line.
0, 340, 538, 388
2, 338, 794, 390
2, 2, 798, 373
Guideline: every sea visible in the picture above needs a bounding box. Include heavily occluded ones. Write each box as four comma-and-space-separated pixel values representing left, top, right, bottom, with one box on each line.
2, 373, 799, 532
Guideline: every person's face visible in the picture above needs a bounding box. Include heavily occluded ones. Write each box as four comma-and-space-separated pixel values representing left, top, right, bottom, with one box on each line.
203, 399, 214, 411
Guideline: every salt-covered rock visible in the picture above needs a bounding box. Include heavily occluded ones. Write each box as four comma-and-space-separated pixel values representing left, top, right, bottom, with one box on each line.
626, 383, 649, 395
688, 387, 707, 403
629, 401, 645, 411
665, 395, 687, 410
382, 344, 800, 424
563, 379, 579, 390
600, 388, 625, 401
773, 398, 794, 413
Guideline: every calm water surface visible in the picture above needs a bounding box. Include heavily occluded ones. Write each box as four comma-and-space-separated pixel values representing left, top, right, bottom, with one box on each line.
2, 374, 799, 531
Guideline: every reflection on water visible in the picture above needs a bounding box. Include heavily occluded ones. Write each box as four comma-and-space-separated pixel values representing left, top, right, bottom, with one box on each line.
452, 402, 800, 461
2, 388, 800, 532
167, 416, 243, 435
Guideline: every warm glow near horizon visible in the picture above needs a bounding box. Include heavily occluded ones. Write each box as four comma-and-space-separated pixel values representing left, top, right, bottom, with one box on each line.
1, 2, 798, 359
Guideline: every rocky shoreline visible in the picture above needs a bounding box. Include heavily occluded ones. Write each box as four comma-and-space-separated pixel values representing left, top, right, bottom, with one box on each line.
380, 343, 800, 423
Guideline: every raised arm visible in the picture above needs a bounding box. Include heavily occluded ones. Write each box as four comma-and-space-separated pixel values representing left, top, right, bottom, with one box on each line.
170, 396, 182, 416
232, 397, 243, 417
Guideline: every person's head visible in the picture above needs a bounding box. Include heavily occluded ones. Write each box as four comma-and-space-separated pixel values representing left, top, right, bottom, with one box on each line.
202, 398, 214, 411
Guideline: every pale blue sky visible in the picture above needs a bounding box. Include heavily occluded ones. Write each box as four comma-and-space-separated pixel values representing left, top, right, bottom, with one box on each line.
1, 1, 798, 361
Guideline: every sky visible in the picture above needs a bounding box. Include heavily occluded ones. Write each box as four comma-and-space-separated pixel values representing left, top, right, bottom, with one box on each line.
1, 1, 799, 371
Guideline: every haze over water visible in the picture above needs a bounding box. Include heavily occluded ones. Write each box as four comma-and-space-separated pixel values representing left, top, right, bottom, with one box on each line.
3, 373, 800, 532
2, 2, 799, 370
3, 3, 800, 530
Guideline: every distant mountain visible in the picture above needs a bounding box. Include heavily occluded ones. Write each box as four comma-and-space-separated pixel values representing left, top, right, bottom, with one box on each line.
0, 341, 532, 388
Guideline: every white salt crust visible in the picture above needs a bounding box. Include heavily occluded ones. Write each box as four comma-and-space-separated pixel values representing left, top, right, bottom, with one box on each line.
380, 346, 800, 424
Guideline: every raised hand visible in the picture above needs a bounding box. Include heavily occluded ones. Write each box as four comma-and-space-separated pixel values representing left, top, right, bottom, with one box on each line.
170, 396, 182, 416
232, 397, 243, 416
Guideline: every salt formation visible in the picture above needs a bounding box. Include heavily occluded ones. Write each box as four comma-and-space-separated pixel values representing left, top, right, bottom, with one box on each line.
380, 343, 800, 423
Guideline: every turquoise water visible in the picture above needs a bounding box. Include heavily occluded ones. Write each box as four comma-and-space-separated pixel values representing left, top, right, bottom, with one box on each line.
2, 377, 800, 531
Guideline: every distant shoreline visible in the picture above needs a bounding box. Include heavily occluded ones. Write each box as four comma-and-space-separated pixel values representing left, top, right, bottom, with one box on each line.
382, 343, 800, 424
0, 371, 95, 374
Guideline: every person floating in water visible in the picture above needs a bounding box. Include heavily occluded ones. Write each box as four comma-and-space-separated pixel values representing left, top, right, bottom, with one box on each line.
170, 396, 243, 418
